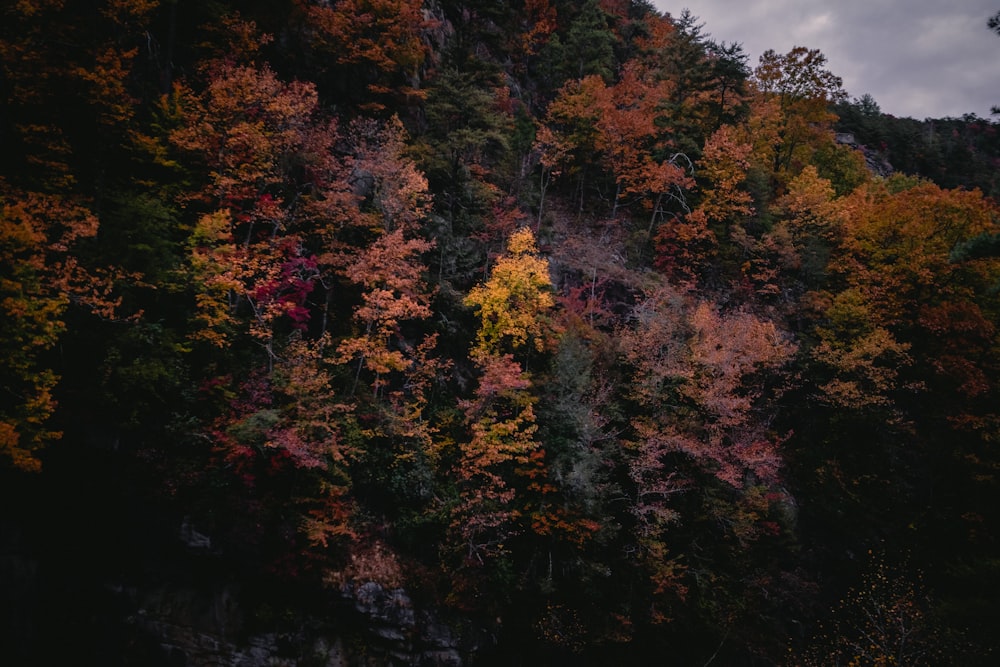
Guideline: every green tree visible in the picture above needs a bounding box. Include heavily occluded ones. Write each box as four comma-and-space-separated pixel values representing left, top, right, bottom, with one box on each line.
644, 10, 750, 156
990, 11, 1000, 114
558, 0, 619, 82
412, 67, 514, 285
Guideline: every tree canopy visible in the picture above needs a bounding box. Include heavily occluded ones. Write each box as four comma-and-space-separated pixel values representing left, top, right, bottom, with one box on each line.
2, 2, 999, 664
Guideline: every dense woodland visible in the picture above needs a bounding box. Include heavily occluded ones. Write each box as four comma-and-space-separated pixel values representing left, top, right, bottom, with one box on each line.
3, 1, 1000, 664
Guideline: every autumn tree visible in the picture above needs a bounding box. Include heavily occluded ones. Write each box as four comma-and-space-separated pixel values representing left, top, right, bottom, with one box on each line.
0, 0, 163, 192
157, 29, 376, 575
766, 164, 840, 288
815, 179, 1000, 413
617, 285, 797, 628
719, 164, 847, 302
465, 227, 556, 357
660, 47, 846, 296
171, 59, 355, 356
290, 0, 433, 111
535, 75, 606, 215
597, 63, 693, 222
329, 118, 448, 521
207, 336, 357, 565
796, 552, 947, 667
452, 227, 559, 576
512, 0, 558, 75
788, 178, 1000, 651
538, 64, 692, 222
0, 185, 122, 471
337, 118, 436, 398
750, 46, 846, 188
655, 123, 752, 284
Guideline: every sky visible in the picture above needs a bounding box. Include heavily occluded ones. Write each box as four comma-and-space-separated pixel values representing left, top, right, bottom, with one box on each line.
652, 1, 1000, 120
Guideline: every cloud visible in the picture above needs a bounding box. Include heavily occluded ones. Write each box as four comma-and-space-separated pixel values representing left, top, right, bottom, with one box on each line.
656, 0, 1000, 118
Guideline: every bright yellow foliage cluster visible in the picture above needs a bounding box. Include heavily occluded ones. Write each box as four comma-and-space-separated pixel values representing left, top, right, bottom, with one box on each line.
465, 226, 555, 356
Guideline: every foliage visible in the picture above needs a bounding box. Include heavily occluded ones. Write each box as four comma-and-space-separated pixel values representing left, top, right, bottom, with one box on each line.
0, 185, 122, 471
465, 227, 556, 356
4, 3, 1000, 664
751, 46, 846, 185
795, 552, 947, 666
289, 0, 433, 110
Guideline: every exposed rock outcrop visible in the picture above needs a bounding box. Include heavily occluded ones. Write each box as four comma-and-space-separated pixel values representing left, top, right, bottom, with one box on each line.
836, 132, 894, 178
121, 578, 475, 666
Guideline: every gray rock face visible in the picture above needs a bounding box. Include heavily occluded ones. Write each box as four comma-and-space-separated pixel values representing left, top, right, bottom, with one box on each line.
341, 581, 464, 666
178, 516, 214, 553
835, 132, 894, 178
121, 579, 471, 666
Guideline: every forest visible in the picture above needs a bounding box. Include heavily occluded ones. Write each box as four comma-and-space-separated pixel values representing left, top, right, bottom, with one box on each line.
2, 1, 1000, 664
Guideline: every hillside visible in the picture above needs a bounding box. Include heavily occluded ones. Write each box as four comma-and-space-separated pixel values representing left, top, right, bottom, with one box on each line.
2, 2, 999, 664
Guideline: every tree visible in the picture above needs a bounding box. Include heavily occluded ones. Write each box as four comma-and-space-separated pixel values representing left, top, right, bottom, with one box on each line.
451, 226, 565, 587
536, 75, 606, 214
453, 350, 542, 564
639, 10, 750, 156
713, 163, 849, 303
810, 179, 1000, 416
992, 11, 1000, 114
622, 290, 795, 489
797, 552, 946, 666
75, 0, 159, 133
171, 61, 354, 357
290, 0, 433, 110
412, 67, 516, 285
209, 336, 357, 561
538, 65, 692, 221
338, 228, 435, 395
560, 0, 618, 82
465, 227, 556, 357
336, 117, 436, 398
0, 185, 121, 471
751, 46, 845, 183
597, 62, 694, 222
513, 0, 558, 75
655, 123, 752, 284
618, 285, 797, 627
792, 179, 1000, 655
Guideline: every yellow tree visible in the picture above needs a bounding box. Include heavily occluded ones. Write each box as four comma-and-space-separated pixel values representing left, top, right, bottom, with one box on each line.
465, 227, 556, 357
455, 227, 559, 567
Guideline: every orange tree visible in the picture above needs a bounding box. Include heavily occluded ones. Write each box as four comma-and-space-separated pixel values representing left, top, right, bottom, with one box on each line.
787, 176, 1000, 653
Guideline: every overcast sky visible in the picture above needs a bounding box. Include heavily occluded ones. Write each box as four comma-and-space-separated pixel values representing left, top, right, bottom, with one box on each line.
652, 1, 1000, 120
